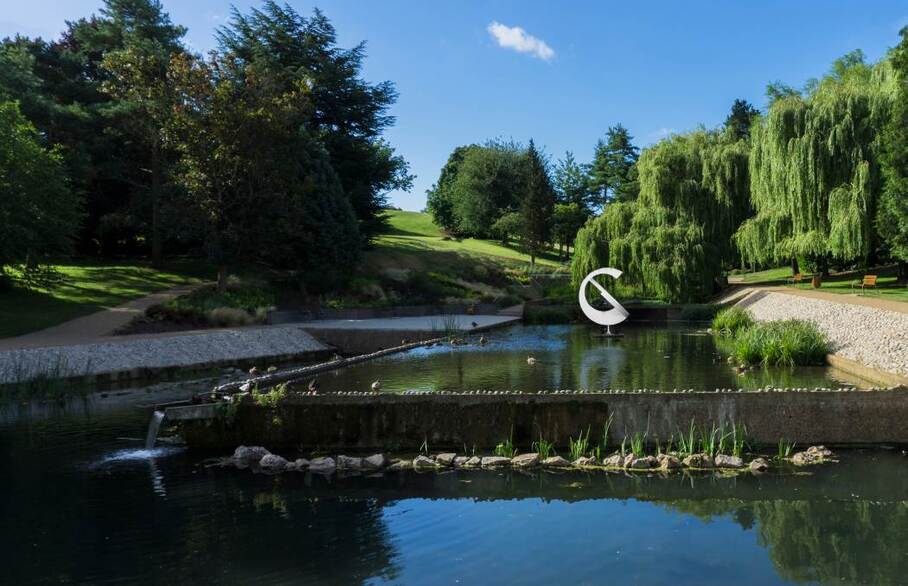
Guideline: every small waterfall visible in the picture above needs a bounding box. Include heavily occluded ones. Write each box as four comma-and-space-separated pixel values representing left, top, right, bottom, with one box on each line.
144, 410, 166, 450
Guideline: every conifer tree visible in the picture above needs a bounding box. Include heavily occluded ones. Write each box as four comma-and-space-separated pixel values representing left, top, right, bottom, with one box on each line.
521, 140, 555, 265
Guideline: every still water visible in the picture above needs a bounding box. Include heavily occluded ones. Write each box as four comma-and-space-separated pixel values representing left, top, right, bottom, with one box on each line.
316, 324, 870, 393
1, 325, 898, 585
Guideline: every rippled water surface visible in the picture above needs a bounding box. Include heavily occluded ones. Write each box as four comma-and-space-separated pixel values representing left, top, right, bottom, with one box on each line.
1, 325, 899, 585
315, 324, 870, 393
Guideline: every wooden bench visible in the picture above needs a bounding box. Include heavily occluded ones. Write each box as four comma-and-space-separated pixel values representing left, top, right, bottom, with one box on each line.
851, 275, 878, 294
786, 273, 804, 286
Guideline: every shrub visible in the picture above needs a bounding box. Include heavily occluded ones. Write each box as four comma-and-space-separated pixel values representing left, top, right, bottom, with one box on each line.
207, 307, 255, 327
679, 304, 721, 322
711, 307, 754, 337
733, 319, 828, 366
524, 305, 575, 324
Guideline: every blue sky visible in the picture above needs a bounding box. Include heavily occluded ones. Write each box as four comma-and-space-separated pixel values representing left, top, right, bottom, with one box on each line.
3, 1, 907, 210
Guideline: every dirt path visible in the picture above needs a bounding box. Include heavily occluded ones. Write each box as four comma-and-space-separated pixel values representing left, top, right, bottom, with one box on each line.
0, 283, 207, 351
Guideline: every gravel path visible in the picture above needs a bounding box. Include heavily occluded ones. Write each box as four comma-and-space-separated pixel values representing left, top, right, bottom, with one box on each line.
0, 325, 329, 384
744, 292, 908, 377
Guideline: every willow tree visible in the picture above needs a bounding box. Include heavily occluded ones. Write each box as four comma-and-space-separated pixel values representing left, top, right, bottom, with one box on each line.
735, 52, 896, 273
572, 129, 750, 302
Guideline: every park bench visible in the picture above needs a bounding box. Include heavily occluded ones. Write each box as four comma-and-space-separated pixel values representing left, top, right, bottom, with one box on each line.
786, 273, 804, 286
851, 274, 878, 294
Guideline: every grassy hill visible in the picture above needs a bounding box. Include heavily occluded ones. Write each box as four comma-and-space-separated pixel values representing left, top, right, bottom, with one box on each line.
334, 210, 569, 308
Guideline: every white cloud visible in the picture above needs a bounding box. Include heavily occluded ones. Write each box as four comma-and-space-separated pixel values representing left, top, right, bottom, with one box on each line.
650, 127, 676, 140
487, 21, 554, 61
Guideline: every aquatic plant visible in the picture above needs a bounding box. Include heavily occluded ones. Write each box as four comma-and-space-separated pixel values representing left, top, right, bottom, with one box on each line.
677, 420, 698, 457
495, 428, 517, 458
253, 383, 289, 408
630, 431, 646, 457
532, 434, 555, 459
730, 423, 747, 458
698, 425, 718, 457
420, 436, 429, 456
620, 435, 628, 458
776, 438, 796, 462
711, 307, 754, 337
569, 426, 591, 461
599, 413, 614, 454
733, 319, 828, 366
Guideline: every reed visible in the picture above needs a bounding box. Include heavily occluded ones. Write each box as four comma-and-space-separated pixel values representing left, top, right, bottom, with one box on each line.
569, 426, 591, 461
711, 307, 754, 337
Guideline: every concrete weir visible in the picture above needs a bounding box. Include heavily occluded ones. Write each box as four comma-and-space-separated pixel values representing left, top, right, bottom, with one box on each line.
167, 387, 908, 450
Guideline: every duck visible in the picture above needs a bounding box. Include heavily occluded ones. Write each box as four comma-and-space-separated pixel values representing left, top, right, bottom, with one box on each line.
371, 380, 382, 391
479, 336, 487, 345
248, 366, 259, 375
527, 356, 537, 365
471, 321, 478, 329
308, 378, 320, 393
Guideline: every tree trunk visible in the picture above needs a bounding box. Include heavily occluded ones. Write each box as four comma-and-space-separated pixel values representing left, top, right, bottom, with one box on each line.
150, 139, 162, 268
899, 260, 908, 284
790, 257, 800, 275
217, 265, 228, 292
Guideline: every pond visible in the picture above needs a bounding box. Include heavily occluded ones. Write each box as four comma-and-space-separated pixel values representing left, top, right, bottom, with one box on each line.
2, 390, 907, 585
314, 324, 870, 393
1, 324, 894, 584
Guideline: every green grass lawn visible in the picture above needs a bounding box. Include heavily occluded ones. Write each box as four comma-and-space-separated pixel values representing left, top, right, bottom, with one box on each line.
730, 264, 908, 303
0, 260, 212, 338
376, 210, 566, 268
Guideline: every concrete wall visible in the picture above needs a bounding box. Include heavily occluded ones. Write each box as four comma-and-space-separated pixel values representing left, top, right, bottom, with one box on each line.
170, 387, 908, 450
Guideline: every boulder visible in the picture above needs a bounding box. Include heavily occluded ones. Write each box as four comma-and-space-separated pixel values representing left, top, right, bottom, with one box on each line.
511, 453, 540, 468
463, 456, 483, 467
806, 445, 834, 458
337, 455, 364, 470
259, 454, 288, 471
285, 458, 310, 472
452, 456, 471, 468
481, 456, 512, 467
714, 454, 745, 469
413, 455, 438, 469
435, 453, 457, 466
749, 457, 770, 473
542, 456, 571, 468
628, 456, 658, 470
791, 451, 821, 466
387, 459, 412, 471
658, 454, 682, 471
362, 454, 389, 470
233, 445, 270, 463
572, 456, 598, 467
601, 454, 624, 467
308, 457, 336, 473
682, 453, 714, 468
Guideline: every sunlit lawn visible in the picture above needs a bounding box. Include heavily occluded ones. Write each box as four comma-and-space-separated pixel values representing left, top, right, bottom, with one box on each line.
0, 259, 213, 338
376, 210, 566, 268
731, 265, 908, 303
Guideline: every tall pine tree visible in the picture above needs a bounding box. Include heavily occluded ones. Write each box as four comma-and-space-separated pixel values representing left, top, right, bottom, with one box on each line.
521, 140, 555, 265
588, 124, 639, 207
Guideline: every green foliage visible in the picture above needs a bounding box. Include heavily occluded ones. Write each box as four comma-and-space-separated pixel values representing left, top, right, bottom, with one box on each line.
880, 27, 908, 267
573, 130, 750, 302
711, 307, 754, 337
253, 383, 289, 409
568, 426, 591, 461
732, 320, 829, 366
736, 52, 896, 269
0, 101, 80, 276
524, 305, 574, 324
724, 98, 759, 140
494, 428, 517, 458
630, 431, 646, 457
218, 2, 411, 240
776, 438, 796, 462
531, 434, 555, 459
679, 304, 722, 322
553, 151, 592, 209
167, 50, 362, 292
588, 124, 640, 205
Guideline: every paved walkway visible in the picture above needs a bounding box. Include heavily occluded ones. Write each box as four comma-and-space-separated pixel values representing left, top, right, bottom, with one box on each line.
0, 283, 208, 351
718, 285, 908, 315
296, 314, 520, 331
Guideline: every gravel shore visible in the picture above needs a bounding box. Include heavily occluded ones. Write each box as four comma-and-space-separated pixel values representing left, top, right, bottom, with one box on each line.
744, 292, 908, 377
0, 325, 330, 384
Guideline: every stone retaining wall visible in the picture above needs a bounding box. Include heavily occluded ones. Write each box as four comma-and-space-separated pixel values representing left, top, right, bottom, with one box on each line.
169, 387, 908, 450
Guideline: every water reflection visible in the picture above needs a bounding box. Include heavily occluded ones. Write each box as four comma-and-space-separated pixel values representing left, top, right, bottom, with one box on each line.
317, 324, 869, 393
